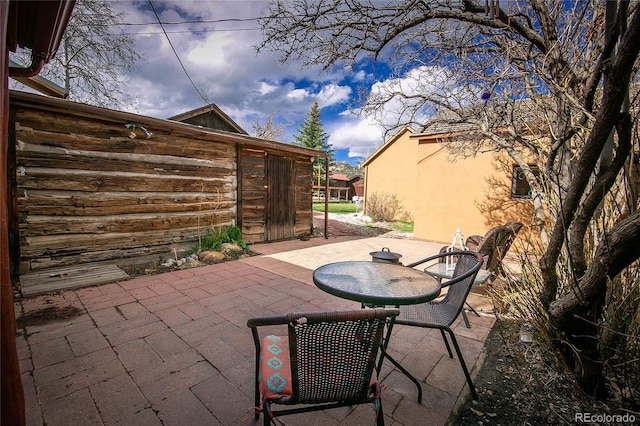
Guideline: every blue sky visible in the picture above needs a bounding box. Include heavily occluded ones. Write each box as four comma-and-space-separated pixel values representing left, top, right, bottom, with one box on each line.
110, 0, 424, 166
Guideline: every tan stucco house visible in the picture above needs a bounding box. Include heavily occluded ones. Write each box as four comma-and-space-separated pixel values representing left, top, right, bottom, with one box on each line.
362, 127, 532, 243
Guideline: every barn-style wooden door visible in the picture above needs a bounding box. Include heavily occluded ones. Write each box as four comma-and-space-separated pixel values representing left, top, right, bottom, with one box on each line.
266, 154, 295, 241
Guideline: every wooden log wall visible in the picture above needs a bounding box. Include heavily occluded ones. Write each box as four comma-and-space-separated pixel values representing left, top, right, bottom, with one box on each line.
238, 148, 266, 243
11, 105, 237, 273
294, 157, 314, 236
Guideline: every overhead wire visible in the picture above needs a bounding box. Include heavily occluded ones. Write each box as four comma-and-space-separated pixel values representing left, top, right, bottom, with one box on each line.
109, 17, 260, 26
93, 16, 261, 34
147, 0, 209, 105
124, 28, 259, 35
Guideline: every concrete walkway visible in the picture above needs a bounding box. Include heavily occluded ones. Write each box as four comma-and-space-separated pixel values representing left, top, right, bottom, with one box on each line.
15, 235, 495, 425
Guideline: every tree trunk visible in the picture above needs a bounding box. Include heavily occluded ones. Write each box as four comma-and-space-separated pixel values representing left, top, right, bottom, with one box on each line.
549, 210, 640, 323
548, 210, 640, 395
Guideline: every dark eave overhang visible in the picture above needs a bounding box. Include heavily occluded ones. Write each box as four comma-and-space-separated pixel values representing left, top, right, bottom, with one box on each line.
7, 0, 75, 78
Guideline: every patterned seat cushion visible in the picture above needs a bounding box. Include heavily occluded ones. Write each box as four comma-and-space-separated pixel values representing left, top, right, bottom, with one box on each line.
259, 334, 379, 403
259, 335, 292, 401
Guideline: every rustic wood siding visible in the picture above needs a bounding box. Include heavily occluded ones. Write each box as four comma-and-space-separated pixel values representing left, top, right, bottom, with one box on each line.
238, 148, 266, 243
12, 106, 237, 272
180, 114, 239, 133
238, 148, 313, 243
294, 157, 313, 235
266, 155, 295, 241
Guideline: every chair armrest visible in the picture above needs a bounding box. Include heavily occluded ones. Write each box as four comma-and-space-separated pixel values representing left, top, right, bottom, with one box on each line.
247, 314, 289, 328
247, 308, 399, 328
405, 252, 454, 268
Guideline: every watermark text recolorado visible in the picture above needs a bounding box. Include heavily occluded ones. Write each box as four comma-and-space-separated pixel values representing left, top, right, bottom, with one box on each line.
575, 412, 636, 424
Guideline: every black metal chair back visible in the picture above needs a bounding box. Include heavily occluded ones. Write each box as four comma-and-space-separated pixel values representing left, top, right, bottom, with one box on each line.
248, 307, 399, 425
438, 251, 483, 325
396, 251, 483, 399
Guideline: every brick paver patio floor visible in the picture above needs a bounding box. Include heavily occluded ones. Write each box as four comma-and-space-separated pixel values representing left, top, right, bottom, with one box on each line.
15, 236, 495, 425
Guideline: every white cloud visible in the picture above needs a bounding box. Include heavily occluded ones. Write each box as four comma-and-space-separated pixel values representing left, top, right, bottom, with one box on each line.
257, 82, 277, 95
352, 70, 368, 82
286, 88, 310, 102
328, 116, 385, 162
325, 66, 469, 163
317, 84, 351, 108
365, 65, 475, 129
188, 33, 229, 66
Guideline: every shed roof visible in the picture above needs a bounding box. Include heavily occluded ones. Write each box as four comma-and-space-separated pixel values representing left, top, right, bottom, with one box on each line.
414, 98, 545, 140
10, 91, 327, 159
9, 58, 68, 98
415, 108, 478, 138
169, 103, 247, 135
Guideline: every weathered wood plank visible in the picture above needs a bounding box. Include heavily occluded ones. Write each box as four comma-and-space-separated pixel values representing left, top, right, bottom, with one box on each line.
19, 209, 236, 236
25, 245, 178, 271
17, 169, 236, 193
20, 264, 129, 296
20, 224, 234, 257
18, 190, 235, 215
16, 134, 236, 160
17, 141, 236, 177
15, 112, 240, 157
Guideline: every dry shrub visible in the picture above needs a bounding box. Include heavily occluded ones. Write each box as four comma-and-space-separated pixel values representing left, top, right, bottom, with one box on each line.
485, 236, 640, 409
365, 192, 403, 222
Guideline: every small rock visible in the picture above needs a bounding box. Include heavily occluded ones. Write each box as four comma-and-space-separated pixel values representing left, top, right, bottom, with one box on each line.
470, 407, 485, 417
221, 242, 243, 254
199, 251, 226, 262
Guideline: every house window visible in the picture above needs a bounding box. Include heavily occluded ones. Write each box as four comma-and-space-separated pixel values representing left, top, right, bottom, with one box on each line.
511, 165, 539, 199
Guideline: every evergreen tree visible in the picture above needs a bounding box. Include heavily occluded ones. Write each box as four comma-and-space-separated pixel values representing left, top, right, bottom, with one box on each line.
293, 101, 334, 167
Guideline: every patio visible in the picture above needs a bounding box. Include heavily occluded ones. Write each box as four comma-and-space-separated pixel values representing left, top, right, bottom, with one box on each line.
15, 235, 495, 425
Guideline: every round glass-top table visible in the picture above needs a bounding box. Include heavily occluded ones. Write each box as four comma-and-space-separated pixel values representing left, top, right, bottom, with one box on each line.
312, 261, 441, 307
312, 261, 441, 404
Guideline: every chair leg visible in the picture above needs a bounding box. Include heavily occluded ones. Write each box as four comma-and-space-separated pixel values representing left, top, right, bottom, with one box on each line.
375, 395, 385, 426
439, 329, 453, 358
445, 328, 478, 400
263, 400, 272, 426
461, 309, 471, 328
254, 366, 260, 419
466, 302, 480, 317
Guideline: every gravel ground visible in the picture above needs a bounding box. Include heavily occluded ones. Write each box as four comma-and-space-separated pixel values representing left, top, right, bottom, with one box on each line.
315, 212, 412, 239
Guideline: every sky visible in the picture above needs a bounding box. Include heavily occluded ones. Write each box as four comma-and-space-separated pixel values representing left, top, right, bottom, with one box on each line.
111, 0, 411, 166
11, 0, 437, 166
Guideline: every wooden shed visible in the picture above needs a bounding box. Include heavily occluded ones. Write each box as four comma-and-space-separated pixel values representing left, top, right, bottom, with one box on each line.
9, 91, 324, 294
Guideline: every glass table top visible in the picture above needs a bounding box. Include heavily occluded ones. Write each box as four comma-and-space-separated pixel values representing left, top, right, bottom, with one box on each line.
313, 261, 441, 306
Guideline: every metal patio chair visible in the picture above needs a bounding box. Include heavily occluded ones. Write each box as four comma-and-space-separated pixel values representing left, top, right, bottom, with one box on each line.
396, 251, 483, 399
427, 222, 523, 326
248, 307, 399, 425
465, 221, 523, 281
